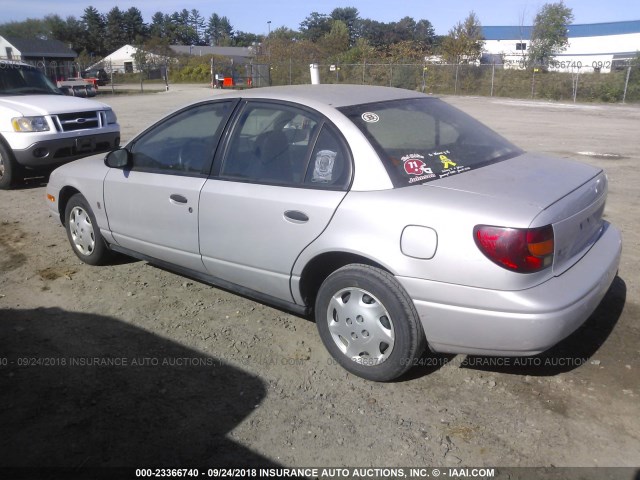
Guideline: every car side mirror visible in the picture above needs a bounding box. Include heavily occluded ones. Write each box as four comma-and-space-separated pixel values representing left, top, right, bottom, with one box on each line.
104, 148, 131, 169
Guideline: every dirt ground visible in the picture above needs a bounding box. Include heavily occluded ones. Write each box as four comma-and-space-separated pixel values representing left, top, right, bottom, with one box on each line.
0, 85, 638, 474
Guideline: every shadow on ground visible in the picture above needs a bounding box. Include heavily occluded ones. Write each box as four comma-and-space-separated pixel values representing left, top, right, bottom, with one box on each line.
0, 307, 281, 472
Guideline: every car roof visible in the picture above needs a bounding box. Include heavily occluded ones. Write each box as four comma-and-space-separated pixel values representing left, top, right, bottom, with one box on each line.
218, 84, 427, 109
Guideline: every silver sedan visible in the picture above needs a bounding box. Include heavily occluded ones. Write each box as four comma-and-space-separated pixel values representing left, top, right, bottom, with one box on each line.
46, 85, 622, 381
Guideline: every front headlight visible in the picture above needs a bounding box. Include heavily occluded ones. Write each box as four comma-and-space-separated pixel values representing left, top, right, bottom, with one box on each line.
12, 116, 50, 132
105, 109, 117, 124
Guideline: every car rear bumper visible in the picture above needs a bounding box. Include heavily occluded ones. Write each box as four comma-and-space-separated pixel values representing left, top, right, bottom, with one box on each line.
397, 222, 622, 356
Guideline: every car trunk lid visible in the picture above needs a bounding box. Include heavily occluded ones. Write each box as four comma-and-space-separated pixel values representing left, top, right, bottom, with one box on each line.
428, 152, 607, 275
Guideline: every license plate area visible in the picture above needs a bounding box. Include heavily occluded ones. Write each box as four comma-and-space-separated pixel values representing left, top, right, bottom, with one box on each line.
75, 137, 95, 152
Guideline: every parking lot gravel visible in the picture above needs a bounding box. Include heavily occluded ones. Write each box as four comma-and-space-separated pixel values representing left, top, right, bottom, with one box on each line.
0, 84, 638, 472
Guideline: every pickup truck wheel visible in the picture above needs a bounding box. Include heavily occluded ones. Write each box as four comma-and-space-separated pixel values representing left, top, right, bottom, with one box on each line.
0, 144, 22, 189
64, 193, 112, 265
315, 264, 427, 382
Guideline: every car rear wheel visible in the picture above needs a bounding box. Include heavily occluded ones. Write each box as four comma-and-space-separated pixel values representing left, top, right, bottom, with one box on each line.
315, 264, 426, 381
65, 193, 112, 265
0, 143, 23, 190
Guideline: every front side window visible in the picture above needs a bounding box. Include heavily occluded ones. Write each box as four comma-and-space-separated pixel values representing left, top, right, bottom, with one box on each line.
340, 97, 522, 187
130, 101, 232, 175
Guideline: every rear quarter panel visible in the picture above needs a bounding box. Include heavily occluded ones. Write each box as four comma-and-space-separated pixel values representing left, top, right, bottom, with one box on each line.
293, 185, 550, 293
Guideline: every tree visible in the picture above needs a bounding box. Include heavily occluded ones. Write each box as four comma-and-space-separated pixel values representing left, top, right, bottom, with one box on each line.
0, 18, 48, 39
0, 15, 82, 44
528, 2, 574, 68
123, 7, 147, 45
357, 19, 388, 49
105, 7, 127, 52
207, 14, 233, 46
319, 20, 350, 58
80, 6, 105, 56
172, 9, 199, 45
233, 31, 262, 47
440, 11, 484, 64
269, 27, 298, 41
300, 12, 332, 42
189, 9, 205, 45
355, 16, 435, 53
45, 15, 83, 45
414, 19, 436, 46
149, 12, 166, 38
387, 40, 429, 63
216, 16, 234, 46
339, 37, 376, 64
330, 7, 360, 46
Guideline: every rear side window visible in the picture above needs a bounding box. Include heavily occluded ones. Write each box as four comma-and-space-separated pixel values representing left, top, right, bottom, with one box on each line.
220, 102, 351, 189
339, 97, 522, 187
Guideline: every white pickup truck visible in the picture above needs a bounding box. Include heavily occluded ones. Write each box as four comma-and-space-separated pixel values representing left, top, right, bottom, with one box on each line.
0, 60, 120, 189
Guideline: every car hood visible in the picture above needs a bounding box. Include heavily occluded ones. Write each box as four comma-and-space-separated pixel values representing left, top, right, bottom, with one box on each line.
426, 152, 602, 211
0, 94, 110, 116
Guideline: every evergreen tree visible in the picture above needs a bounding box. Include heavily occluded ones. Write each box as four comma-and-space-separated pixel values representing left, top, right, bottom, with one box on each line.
105, 7, 127, 52
123, 7, 147, 45
80, 6, 106, 56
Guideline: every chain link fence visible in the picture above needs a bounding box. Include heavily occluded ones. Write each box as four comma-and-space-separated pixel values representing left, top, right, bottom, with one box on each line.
267, 61, 640, 104
8, 55, 637, 103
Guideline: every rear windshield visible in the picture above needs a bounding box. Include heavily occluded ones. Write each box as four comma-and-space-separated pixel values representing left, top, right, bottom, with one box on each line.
339, 97, 523, 187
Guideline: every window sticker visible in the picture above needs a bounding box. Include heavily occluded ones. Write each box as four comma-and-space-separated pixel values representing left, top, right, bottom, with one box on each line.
426, 150, 470, 179
439, 154, 456, 169
312, 150, 337, 183
401, 153, 435, 183
361, 112, 379, 123
439, 164, 471, 178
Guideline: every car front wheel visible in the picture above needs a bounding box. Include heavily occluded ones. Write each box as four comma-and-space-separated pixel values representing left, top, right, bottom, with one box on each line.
64, 193, 112, 265
315, 264, 426, 381
0, 143, 22, 190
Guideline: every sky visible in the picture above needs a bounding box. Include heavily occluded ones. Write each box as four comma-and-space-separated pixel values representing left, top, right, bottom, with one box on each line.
3, 0, 640, 35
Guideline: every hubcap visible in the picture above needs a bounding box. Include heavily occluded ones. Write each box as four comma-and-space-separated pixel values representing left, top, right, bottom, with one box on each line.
327, 287, 394, 365
69, 206, 95, 256
0, 154, 5, 179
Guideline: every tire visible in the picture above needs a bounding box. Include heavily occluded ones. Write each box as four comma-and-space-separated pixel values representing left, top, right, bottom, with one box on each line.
0, 143, 23, 190
315, 264, 427, 382
64, 193, 112, 265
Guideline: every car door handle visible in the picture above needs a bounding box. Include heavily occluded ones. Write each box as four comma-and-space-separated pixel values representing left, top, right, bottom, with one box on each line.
170, 194, 188, 204
284, 210, 309, 223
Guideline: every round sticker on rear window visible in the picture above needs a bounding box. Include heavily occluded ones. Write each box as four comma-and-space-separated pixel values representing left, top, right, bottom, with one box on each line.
361, 112, 379, 123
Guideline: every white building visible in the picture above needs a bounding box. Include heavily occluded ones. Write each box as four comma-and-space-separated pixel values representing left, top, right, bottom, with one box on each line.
482, 20, 640, 72
89, 45, 165, 74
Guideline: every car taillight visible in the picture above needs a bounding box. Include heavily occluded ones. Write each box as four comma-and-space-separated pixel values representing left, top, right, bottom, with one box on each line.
474, 225, 554, 273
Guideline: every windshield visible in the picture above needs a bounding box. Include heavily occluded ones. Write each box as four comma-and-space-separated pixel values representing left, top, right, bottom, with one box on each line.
339, 97, 523, 187
0, 64, 62, 96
